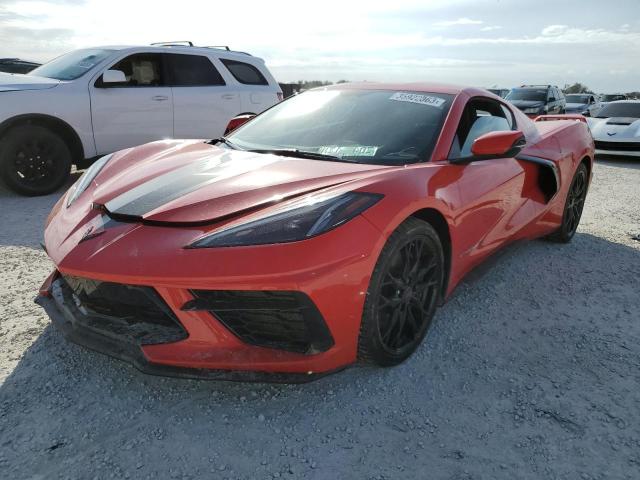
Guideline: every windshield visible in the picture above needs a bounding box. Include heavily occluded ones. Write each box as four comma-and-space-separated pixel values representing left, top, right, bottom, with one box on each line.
227, 89, 454, 165
29, 48, 114, 80
601, 94, 626, 102
596, 103, 640, 118
505, 88, 546, 102
565, 94, 589, 104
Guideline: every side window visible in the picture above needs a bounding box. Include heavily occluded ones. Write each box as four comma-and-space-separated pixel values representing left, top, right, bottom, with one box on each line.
107, 53, 163, 87
548, 88, 555, 101
449, 98, 514, 159
166, 54, 225, 86
220, 59, 268, 85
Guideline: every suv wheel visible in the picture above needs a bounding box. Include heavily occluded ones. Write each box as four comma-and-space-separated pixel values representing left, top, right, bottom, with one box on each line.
0, 125, 72, 196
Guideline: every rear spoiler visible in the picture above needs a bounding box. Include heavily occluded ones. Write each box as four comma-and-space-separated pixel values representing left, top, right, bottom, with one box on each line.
534, 114, 588, 124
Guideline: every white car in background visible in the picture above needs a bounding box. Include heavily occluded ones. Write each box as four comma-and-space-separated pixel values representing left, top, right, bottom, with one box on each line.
588, 100, 640, 158
564, 93, 602, 117
0, 42, 282, 195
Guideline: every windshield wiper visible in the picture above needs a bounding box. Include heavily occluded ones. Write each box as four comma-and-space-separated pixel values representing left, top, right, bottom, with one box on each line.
247, 148, 346, 162
209, 137, 240, 150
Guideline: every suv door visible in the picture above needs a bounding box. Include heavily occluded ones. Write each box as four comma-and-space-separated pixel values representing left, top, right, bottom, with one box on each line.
547, 88, 560, 113
90, 52, 173, 155
167, 53, 241, 138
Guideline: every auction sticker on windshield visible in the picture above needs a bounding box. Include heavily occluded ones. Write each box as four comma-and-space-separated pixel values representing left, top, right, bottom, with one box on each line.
318, 145, 379, 157
390, 92, 446, 108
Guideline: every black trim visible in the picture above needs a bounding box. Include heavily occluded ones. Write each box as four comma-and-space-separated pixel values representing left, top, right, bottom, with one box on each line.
36, 289, 339, 383
183, 290, 335, 354
594, 140, 640, 152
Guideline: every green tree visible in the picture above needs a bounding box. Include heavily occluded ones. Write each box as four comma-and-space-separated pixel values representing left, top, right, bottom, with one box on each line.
563, 83, 592, 94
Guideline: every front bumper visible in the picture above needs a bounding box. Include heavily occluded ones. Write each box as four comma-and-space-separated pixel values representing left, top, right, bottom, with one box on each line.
36, 275, 342, 383
39, 208, 385, 379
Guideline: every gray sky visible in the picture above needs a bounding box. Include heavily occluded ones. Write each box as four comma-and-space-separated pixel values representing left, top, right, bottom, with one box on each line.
1, 0, 639, 91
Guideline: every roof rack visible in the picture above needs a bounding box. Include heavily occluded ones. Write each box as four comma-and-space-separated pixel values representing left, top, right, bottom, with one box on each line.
151, 41, 194, 47
203, 45, 230, 51
521, 84, 553, 88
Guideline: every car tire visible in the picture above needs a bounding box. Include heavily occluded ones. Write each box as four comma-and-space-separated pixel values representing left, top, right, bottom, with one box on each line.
547, 163, 588, 243
0, 125, 72, 196
358, 217, 444, 366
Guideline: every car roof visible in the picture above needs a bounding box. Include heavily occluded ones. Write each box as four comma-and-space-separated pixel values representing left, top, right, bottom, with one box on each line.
321, 82, 490, 97
91, 45, 261, 61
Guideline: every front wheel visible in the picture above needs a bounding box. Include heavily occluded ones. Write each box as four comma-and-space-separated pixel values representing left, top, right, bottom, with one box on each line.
0, 125, 72, 196
547, 163, 588, 243
358, 218, 444, 366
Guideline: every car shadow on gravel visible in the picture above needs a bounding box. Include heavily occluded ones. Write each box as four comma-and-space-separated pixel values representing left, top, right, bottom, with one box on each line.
0, 173, 81, 248
595, 156, 640, 170
1, 232, 639, 479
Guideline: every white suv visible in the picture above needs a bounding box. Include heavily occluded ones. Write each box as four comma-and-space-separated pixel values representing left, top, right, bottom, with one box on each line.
0, 43, 282, 195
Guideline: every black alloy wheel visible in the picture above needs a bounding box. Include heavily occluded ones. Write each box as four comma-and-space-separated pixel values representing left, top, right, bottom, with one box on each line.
359, 218, 444, 366
548, 163, 588, 243
0, 125, 71, 196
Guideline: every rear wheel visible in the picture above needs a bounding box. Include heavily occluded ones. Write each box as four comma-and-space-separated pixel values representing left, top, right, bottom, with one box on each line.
548, 163, 588, 243
358, 218, 444, 366
0, 125, 72, 196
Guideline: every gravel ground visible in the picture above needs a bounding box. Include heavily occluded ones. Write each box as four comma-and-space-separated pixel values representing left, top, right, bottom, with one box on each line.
1, 159, 639, 480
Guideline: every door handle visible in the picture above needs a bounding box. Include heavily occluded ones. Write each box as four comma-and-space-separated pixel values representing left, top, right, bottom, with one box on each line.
152, 95, 169, 101
221, 94, 235, 100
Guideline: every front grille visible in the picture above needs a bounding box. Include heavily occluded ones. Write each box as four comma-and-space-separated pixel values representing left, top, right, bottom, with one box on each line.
182, 290, 334, 354
594, 140, 640, 152
59, 275, 187, 345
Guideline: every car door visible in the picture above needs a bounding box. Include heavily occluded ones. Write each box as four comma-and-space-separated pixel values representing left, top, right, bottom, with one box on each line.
446, 98, 542, 266
167, 53, 241, 139
89, 52, 173, 155
548, 88, 560, 113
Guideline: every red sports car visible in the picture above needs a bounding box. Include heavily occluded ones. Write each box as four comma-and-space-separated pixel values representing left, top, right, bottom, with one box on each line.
37, 83, 594, 381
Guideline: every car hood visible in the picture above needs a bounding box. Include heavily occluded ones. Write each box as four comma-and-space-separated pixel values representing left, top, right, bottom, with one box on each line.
565, 103, 588, 111
0, 72, 60, 92
588, 117, 640, 140
91, 140, 394, 224
509, 100, 544, 109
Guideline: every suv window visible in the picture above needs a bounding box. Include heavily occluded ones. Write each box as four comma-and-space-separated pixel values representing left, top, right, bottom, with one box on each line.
166, 54, 225, 86
108, 53, 163, 86
450, 98, 514, 158
220, 59, 268, 85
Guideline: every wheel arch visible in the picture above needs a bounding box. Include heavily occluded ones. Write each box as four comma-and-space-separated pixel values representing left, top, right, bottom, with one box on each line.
409, 207, 452, 301
0, 114, 84, 164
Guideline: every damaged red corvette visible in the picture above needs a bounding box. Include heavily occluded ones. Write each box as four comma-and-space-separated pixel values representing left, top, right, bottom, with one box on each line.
37, 83, 594, 381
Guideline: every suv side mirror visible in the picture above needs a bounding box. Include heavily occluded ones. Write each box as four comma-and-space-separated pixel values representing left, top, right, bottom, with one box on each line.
102, 69, 127, 84
548, 97, 556, 102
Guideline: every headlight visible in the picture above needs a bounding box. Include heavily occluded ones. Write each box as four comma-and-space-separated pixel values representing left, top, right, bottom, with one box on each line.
523, 107, 542, 114
189, 191, 383, 248
66, 154, 113, 207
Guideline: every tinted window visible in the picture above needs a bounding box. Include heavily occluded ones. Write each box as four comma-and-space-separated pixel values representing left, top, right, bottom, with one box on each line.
566, 94, 590, 104
228, 89, 454, 165
450, 98, 514, 158
601, 94, 627, 102
167, 54, 225, 86
506, 88, 547, 102
108, 53, 163, 86
221, 59, 268, 85
30, 48, 113, 80
596, 102, 640, 118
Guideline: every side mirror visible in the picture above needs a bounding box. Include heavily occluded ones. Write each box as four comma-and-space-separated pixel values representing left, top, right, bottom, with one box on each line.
224, 114, 255, 135
471, 130, 526, 158
102, 69, 127, 84
548, 97, 556, 102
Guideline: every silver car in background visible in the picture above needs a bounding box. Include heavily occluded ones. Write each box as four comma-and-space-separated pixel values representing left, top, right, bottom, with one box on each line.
588, 100, 640, 158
